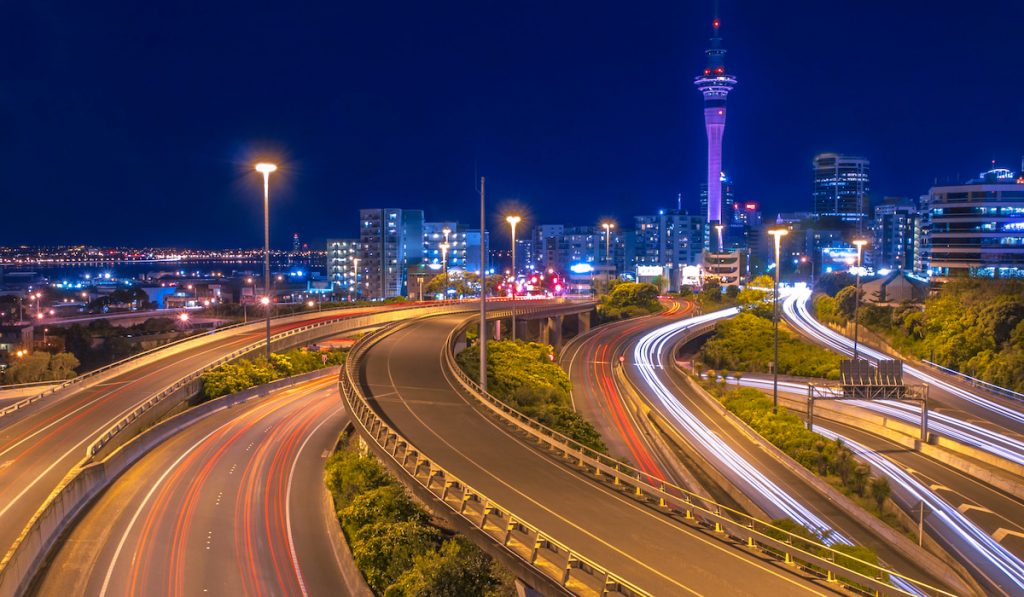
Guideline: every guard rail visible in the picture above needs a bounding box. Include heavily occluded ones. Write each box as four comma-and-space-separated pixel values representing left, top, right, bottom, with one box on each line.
442, 315, 953, 597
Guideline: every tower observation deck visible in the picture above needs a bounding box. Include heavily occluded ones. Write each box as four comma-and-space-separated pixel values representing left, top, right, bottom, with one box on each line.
694, 9, 737, 249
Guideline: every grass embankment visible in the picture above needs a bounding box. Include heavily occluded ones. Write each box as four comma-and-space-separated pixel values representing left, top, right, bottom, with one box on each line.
699, 312, 843, 379
200, 347, 346, 400
325, 445, 513, 595
457, 340, 607, 452
814, 277, 1024, 393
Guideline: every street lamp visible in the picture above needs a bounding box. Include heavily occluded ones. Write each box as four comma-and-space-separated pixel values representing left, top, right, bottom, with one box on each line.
714, 224, 725, 253
852, 239, 868, 361
601, 222, 615, 263
768, 228, 789, 415
440, 242, 450, 300
255, 162, 277, 361
506, 215, 521, 341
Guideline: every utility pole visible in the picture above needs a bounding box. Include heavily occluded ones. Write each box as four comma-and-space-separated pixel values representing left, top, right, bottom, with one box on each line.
479, 177, 488, 393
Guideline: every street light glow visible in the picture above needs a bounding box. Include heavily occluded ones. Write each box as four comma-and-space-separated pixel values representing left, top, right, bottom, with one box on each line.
254, 162, 277, 174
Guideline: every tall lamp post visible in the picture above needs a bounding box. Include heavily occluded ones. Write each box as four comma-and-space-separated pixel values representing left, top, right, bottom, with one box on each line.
852, 239, 868, 361
506, 215, 521, 341
479, 177, 487, 392
440, 242, 450, 300
768, 228, 789, 414
601, 222, 615, 263
255, 162, 277, 361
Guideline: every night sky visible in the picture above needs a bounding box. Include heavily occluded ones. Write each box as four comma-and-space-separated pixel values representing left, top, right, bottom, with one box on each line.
2, 1, 1022, 248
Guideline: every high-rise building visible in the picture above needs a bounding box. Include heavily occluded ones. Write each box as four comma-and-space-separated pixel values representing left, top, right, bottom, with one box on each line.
694, 9, 736, 247
326, 239, 360, 297
292, 233, 300, 253
813, 153, 871, 223
463, 229, 490, 274
635, 210, 704, 288
359, 208, 423, 299
700, 174, 735, 248
871, 198, 918, 271
920, 167, 1024, 280
423, 222, 465, 272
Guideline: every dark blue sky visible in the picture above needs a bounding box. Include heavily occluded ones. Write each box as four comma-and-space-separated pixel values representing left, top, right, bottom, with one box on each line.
2, 1, 1022, 248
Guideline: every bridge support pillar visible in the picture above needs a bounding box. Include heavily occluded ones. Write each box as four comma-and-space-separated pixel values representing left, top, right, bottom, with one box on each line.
578, 311, 591, 335
515, 319, 529, 343
546, 315, 563, 351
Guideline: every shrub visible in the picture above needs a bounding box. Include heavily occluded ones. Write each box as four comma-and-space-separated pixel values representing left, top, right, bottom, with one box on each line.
699, 313, 842, 379
200, 348, 345, 399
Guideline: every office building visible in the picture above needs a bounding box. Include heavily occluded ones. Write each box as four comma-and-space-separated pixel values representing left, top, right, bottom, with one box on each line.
813, 153, 871, 223
871, 198, 918, 271
920, 167, 1024, 280
635, 210, 705, 289
423, 222, 465, 272
359, 208, 424, 299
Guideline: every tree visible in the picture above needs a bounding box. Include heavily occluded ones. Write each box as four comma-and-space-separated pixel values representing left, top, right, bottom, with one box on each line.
386, 538, 504, 597
351, 521, 442, 593
340, 485, 428, 537
64, 324, 94, 362
834, 286, 859, 320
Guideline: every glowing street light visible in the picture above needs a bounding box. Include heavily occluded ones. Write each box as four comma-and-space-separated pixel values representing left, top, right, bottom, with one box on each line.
601, 221, 615, 263
768, 228, 789, 414
440, 242, 451, 300
506, 215, 522, 341
255, 162, 277, 361
178, 312, 189, 322
852, 238, 869, 361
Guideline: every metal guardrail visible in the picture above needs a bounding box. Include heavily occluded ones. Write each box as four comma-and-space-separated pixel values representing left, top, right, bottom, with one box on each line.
440, 317, 954, 597
339, 310, 654, 597
922, 360, 1024, 402
0, 300, 476, 418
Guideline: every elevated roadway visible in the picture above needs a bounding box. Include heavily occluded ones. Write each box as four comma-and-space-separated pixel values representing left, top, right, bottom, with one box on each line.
355, 311, 847, 595
562, 305, 953, 592
33, 375, 353, 596
0, 302, 464, 575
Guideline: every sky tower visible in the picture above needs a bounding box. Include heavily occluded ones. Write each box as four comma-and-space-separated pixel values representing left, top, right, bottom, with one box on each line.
694, 5, 736, 251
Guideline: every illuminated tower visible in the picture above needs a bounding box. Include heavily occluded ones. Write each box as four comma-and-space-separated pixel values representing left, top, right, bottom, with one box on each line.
694, 6, 736, 251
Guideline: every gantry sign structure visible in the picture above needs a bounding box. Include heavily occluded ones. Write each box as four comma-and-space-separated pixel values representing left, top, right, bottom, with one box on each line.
808, 359, 930, 441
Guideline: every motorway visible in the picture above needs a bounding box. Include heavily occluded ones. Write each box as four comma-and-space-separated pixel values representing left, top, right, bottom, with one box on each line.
358, 312, 847, 595
562, 303, 950, 592
783, 288, 1024, 448
33, 375, 351, 596
0, 305, 404, 565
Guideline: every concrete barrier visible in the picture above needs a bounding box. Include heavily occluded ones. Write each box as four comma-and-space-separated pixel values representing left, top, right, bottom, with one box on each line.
0, 367, 341, 597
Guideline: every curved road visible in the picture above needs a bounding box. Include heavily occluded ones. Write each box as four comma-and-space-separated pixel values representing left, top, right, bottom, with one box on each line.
358, 312, 841, 596
564, 306, 949, 590
0, 304, 410, 561
34, 375, 351, 597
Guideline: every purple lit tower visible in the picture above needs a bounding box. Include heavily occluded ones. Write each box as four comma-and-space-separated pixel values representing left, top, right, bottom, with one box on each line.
694, 8, 736, 252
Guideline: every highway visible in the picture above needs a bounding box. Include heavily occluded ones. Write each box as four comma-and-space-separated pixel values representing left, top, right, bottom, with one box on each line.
357, 312, 848, 595
561, 304, 950, 592
783, 288, 1024, 443
33, 375, 351, 597
0, 305, 404, 565
721, 373, 1024, 594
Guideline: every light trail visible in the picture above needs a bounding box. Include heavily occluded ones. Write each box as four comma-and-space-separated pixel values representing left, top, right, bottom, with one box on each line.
632, 306, 851, 545
816, 426, 1024, 594
784, 289, 1024, 428
727, 376, 1024, 468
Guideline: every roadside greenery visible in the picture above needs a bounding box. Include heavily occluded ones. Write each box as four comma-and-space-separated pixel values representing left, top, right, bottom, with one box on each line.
200, 347, 346, 400
324, 445, 513, 596
596, 281, 661, 321
0, 351, 79, 384
457, 340, 607, 452
695, 275, 774, 316
705, 384, 909, 540
765, 518, 887, 584
699, 312, 843, 379
53, 317, 191, 371
814, 278, 1024, 393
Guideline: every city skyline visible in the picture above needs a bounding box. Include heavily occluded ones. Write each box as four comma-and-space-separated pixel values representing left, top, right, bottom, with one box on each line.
2, 1, 1022, 248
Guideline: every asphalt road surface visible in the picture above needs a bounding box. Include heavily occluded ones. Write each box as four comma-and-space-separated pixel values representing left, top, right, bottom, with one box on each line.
34, 375, 350, 597
0, 306, 396, 563
358, 312, 843, 596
